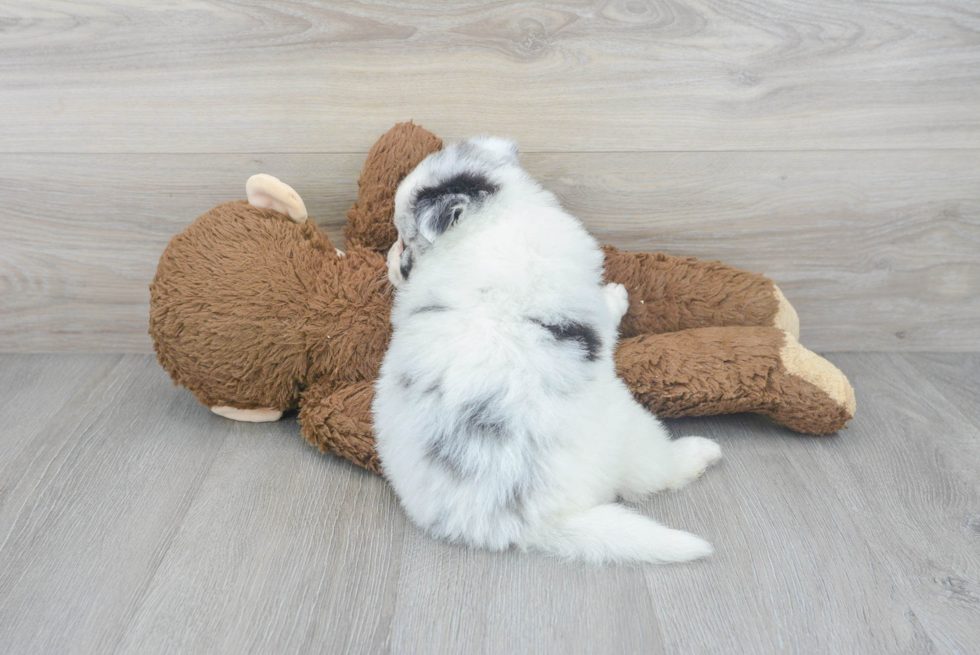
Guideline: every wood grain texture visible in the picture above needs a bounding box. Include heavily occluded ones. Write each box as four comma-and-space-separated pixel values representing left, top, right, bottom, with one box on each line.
0, 353, 978, 653
114, 419, 405, 654
0, 153, 362, 353
0, 355, 230, 654
902, 353, 980, 431
1, 1, 978, 153
2, 150, 977, 352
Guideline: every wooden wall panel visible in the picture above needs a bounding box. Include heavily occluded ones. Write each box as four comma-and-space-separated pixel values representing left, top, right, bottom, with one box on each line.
0, 1, 978, 153
2, 150, 976, 352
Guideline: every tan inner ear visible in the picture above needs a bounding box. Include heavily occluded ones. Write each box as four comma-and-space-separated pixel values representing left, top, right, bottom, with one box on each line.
245, 174, 308, 223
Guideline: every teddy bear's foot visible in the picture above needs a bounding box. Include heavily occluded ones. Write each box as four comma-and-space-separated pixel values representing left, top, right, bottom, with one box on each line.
615, 326, 855, 435
211, 406, 283, 422
771, 285, 800, 340
762, 333, 856, 435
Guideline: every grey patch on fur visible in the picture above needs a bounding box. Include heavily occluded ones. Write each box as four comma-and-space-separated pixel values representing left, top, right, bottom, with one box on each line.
422, 380, 442, 397
461, 397, 508, 439
530, 318, 602, 362
425, 438, 465, 479
399, 248, 414, 281
411, 304, 449, 315
501, 440, 541, 525
504, 483, 528, 521
398, 374, 415, 390
424, 393, 510, 478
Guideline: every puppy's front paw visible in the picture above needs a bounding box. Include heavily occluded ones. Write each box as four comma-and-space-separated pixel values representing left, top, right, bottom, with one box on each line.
604, 283, 630, 320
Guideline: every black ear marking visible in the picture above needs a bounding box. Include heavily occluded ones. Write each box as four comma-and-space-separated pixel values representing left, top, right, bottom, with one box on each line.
414, 172, 499, 241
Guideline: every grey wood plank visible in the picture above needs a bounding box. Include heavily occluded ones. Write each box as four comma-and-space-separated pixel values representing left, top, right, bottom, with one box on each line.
2, 353, 978, 653
113, 418, 405, 655
0, 354, 121, 465
638, 411, 940, 654
2, 150, 977, 353
0, 355, 230, 654
901, 353, 980, 430
815, 352, 980, 653
388, 527, 666, 654
740, 352, 980, 653
1, 1, 978, 153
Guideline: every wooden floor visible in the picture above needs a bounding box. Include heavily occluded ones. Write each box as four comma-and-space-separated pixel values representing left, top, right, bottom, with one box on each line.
0, 353, 977, 654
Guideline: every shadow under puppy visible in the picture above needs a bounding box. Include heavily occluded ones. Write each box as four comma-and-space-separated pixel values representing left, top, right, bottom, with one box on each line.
373, 137, 722, 564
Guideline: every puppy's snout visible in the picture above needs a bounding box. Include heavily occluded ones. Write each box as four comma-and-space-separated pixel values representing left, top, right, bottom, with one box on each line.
388, 239, 405, 265
387, 238, 407, 287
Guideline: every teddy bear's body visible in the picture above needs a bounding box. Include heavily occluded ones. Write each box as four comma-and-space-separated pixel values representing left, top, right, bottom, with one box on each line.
150, 122, 854, 474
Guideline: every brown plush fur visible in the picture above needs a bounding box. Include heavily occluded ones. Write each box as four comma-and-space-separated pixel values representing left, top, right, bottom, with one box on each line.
615, 327, 850, 435
149, 121, 854, 474
150, 202, 393, 412
345, 122, 444, 254
601, 247, 781, 337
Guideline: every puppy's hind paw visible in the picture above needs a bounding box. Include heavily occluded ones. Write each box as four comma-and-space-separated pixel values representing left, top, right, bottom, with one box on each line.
667, 436, 722, 490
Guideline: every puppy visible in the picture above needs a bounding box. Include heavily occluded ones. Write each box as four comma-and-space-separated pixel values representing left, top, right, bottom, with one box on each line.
373, 137, 722, 564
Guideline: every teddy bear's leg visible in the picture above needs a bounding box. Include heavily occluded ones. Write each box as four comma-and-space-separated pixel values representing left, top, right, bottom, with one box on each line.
210, 406, 283, 422
298, 380, 381, 474
615, 327, 855, 435
602, 245, 799, 339
344, 122, 444, 253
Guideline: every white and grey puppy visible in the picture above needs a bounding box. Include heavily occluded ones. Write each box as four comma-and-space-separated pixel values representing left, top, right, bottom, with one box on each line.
373, 137, 722, 564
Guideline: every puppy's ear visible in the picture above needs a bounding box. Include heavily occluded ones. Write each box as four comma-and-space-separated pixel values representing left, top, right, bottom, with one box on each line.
414, 172, 499, 242
468, 136, 519, 162
416, 194, 465, 243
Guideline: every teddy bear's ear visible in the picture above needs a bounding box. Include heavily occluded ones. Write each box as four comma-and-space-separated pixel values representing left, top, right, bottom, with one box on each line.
245, 174, 308, 223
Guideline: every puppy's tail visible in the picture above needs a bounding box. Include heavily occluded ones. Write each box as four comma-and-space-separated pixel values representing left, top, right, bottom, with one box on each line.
529, 504, 712, 565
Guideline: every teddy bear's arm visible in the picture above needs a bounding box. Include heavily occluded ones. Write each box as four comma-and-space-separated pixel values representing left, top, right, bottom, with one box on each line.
298, 380, 381, 473
614, 326, 854, 435
602, 245, 799, 339
344, 122, 444, 254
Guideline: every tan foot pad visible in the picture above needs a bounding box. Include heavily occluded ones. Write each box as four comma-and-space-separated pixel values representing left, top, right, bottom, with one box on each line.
211, 406, 284, 423
772, 285, 800, 340
780, 334, 856, 417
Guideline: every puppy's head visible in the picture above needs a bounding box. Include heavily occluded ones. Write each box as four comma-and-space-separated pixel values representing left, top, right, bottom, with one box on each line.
387, 137, 520, 288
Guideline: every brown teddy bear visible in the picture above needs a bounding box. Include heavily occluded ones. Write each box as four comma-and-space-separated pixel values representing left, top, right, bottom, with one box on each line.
150, 122, 855, 474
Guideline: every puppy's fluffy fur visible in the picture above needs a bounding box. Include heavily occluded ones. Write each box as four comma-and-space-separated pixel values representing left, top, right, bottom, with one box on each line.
373, 137, 722, 564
